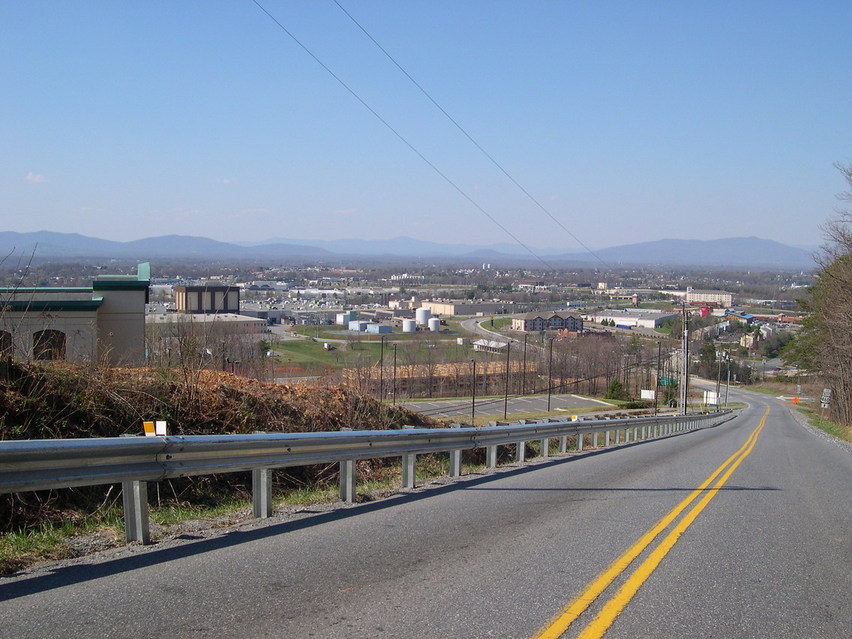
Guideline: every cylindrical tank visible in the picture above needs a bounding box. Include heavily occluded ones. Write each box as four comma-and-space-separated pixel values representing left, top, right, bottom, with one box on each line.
402, 319, 417, 333
428, 317, 441, 332
415, 307, 431, 325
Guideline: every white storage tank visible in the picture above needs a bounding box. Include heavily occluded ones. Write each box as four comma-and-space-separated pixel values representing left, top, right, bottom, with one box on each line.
402, 319, 417, 333
428, 317, 441, 332
415, 307, 431, 325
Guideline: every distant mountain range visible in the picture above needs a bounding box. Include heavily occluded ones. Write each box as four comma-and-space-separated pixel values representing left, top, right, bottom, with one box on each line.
0, 231, 816, 269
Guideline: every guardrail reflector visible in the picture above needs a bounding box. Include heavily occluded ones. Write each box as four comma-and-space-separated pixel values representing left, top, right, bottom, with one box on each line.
143, 421, 155, 436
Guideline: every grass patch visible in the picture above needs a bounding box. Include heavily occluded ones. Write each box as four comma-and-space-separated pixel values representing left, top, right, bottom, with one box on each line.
484, 317, 513, 331
149, 497, 251, 526
797, 407, 852, 442
0, 509, 124, 575
741, 386, 785, 396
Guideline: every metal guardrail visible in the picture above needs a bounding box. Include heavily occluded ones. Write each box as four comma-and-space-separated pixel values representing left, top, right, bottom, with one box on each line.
0, 411, 733, 544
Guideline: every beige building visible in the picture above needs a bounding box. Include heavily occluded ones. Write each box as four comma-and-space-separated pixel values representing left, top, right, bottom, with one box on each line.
425, 300, 514, 316
686, 288, 733, 307
0, 264, 150, 365
512, 312, 584, 332
175, 285, 240, 314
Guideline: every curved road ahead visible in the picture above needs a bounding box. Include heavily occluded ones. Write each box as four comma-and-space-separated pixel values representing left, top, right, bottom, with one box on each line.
2, 389, 850, 637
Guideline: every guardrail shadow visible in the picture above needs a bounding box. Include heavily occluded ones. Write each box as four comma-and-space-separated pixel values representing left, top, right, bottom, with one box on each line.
0, 417, 737, 600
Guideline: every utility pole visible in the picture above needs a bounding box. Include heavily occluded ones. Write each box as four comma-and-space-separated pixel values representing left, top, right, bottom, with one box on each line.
471, 359, 477, 426
503, 342, 511, 419
522, 333, 528, 395
655, 341, 662, 416
680, 303, 689, 415
379, 335, 385, 401
547, 337, 554, 412
725, 362, 731, 406
716, 349, 723, 411
392, 344, 397, 405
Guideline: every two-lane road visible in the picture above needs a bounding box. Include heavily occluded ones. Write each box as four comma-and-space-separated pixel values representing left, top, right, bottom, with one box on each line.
2, 390, 849, 637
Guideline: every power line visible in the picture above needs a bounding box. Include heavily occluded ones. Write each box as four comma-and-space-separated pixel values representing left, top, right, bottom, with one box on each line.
331, 0, 608, 268
251, 0, 553, 270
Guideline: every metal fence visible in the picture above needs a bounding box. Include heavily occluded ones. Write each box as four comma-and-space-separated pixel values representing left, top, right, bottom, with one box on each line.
0, 411, 733, 544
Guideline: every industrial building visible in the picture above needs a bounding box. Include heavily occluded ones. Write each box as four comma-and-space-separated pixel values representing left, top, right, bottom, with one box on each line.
583, 309, 678, 329
423, 300, 514, 316
175, 285, 240, 314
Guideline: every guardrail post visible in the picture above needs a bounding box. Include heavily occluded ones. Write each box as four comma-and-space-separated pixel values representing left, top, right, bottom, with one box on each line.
401, 453, 416, 488
486, 445, 498, 468
252, 468, 273, 518
401, 425, 416, 488
338, 459, 357, 503
605, 431, 611, 447
592, 432, 598, 448
576, 433, 584, 452
449, 424, 462, 477
516, 440, 526, 463
540, 437, 549, 458
559, 435, 567, 454
122, 480, 150, 544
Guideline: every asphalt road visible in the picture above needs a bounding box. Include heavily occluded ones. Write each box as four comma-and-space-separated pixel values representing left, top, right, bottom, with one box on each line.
2, 390, 849, 638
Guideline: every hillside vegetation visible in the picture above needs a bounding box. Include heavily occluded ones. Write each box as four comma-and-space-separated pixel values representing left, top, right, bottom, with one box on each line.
0, 360, 440, 545
0, 360, 436, 440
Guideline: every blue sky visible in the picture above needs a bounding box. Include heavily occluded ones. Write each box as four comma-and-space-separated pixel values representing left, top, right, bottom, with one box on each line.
2, 1, 850, 252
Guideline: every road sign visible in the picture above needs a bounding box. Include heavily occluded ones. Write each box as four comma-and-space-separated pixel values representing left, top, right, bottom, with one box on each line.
659, 376, 678, 386
821, 388, 832, 409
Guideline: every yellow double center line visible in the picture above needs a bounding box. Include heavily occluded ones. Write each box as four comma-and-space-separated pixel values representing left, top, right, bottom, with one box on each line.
534, 407, 769, 639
